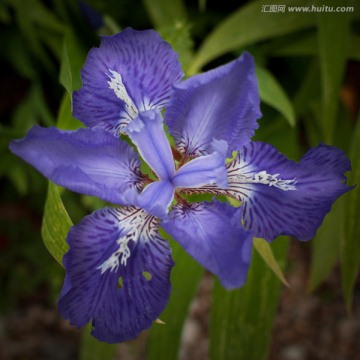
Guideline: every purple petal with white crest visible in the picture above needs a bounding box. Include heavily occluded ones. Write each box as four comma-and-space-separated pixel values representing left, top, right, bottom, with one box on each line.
165, 52, 260, 157
58, 206, 174, 343
126, 110, 175, 180
173, 140, 228, 189
210, 142, 352, 241
162, 201, 253, 289
9, 126, 144, 205
73, 28, 183, 136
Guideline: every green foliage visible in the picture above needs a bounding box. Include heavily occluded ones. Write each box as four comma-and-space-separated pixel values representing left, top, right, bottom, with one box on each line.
147, 234, 203, 359
41, 182, 72, 265
309, 200, 343, 292
143, 0, 187, 27
2, 0, 360, 358
341, 114, 360, 310
210, 237, 289, 360
57, 93, 84, 130
254, 237, 289, 287
317, 0, 351, 143
256, 67, 296, 127
188, 0, 316, 75
80, 324, 118, 360
60, 30, 88, 95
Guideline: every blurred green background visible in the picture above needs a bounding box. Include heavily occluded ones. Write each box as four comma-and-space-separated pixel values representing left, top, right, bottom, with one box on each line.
0, 0, 359, 359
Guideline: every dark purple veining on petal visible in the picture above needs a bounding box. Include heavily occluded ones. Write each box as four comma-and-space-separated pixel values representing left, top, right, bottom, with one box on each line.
165, 52, 260, 157
9, 126, 145, 205
162, 201, 252, 289
58, 206, 174, 343
73, 28, 183, 136
183, 142, 351, 241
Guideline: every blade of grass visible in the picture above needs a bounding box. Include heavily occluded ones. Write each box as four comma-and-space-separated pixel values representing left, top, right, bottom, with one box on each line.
188, 0, 315, 74
80, 324, 117, 360
210, 236, 289, 360
308, 199, 342, 292
254, 237, 289, 287
341, 113, 360, 310
60, 30, 87, 95
41, 182, 72, 265
317, 0, 351, 143
143, 0, 187, 27
256, 67, 296, 127
147, 233, 203, 360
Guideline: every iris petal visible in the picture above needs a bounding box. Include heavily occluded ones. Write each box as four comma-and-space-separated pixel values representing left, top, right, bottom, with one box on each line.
126, 110, 175, 180
162, 201, 253, 289
9, 126, 144, 205
73, 28, 183, 135
223, 142, 352, 241
137, 180, 175, 219
58, 206, 174, 343
173, 139, 228, 189
165, 52, 261, 157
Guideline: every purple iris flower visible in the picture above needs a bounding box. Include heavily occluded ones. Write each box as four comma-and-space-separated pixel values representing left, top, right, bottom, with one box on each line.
9, 28, 352, 343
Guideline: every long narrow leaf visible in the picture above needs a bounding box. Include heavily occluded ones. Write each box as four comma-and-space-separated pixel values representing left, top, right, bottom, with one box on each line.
317, 0, 350, 143
143, 0, 187, 27
341, 114, 360, 310
143, 0, 193, 74
57, 93, 84, 130
210, 237, 289, 360
266, 33, 360, 61
80, 324, 117, 360
256, 67, 295, 127
308, 199, 342, 292
147, 236, 203, 359
41, 182, 72, 265
254, 237, 289, 287
188, 0, 315, 74
60, 30, 87, 95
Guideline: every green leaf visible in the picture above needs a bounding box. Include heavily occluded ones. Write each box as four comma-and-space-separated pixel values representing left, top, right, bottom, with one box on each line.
1, 30, 37, 79
291, 61, 322, 146
13, 0, 65, 34
41, 182, 72, 266
341, 114, 360, 310
60, 30, 87, 95
292, 61, 321, 117
317, 0, 351, 143
147, 233, 203, 359
256, 67, 296, 127
264, 30, 360, 61
80, 324, 117, 360
263, 32, 318, 57
143, 0, 193, 74
143, 0, 187, 28
0, 2, 11, 23
158, 24, 194, 75
210, 236, 289, 360
348, 34, 360, 61
253, 237, 289, 287
10, 84, 55, 129
308, 199, 342, 292
9, 0, 58, 72
40, 90, 79, 266
57, 93, 85, 131
7, 160, 29, 195
188, 0, 316, 74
